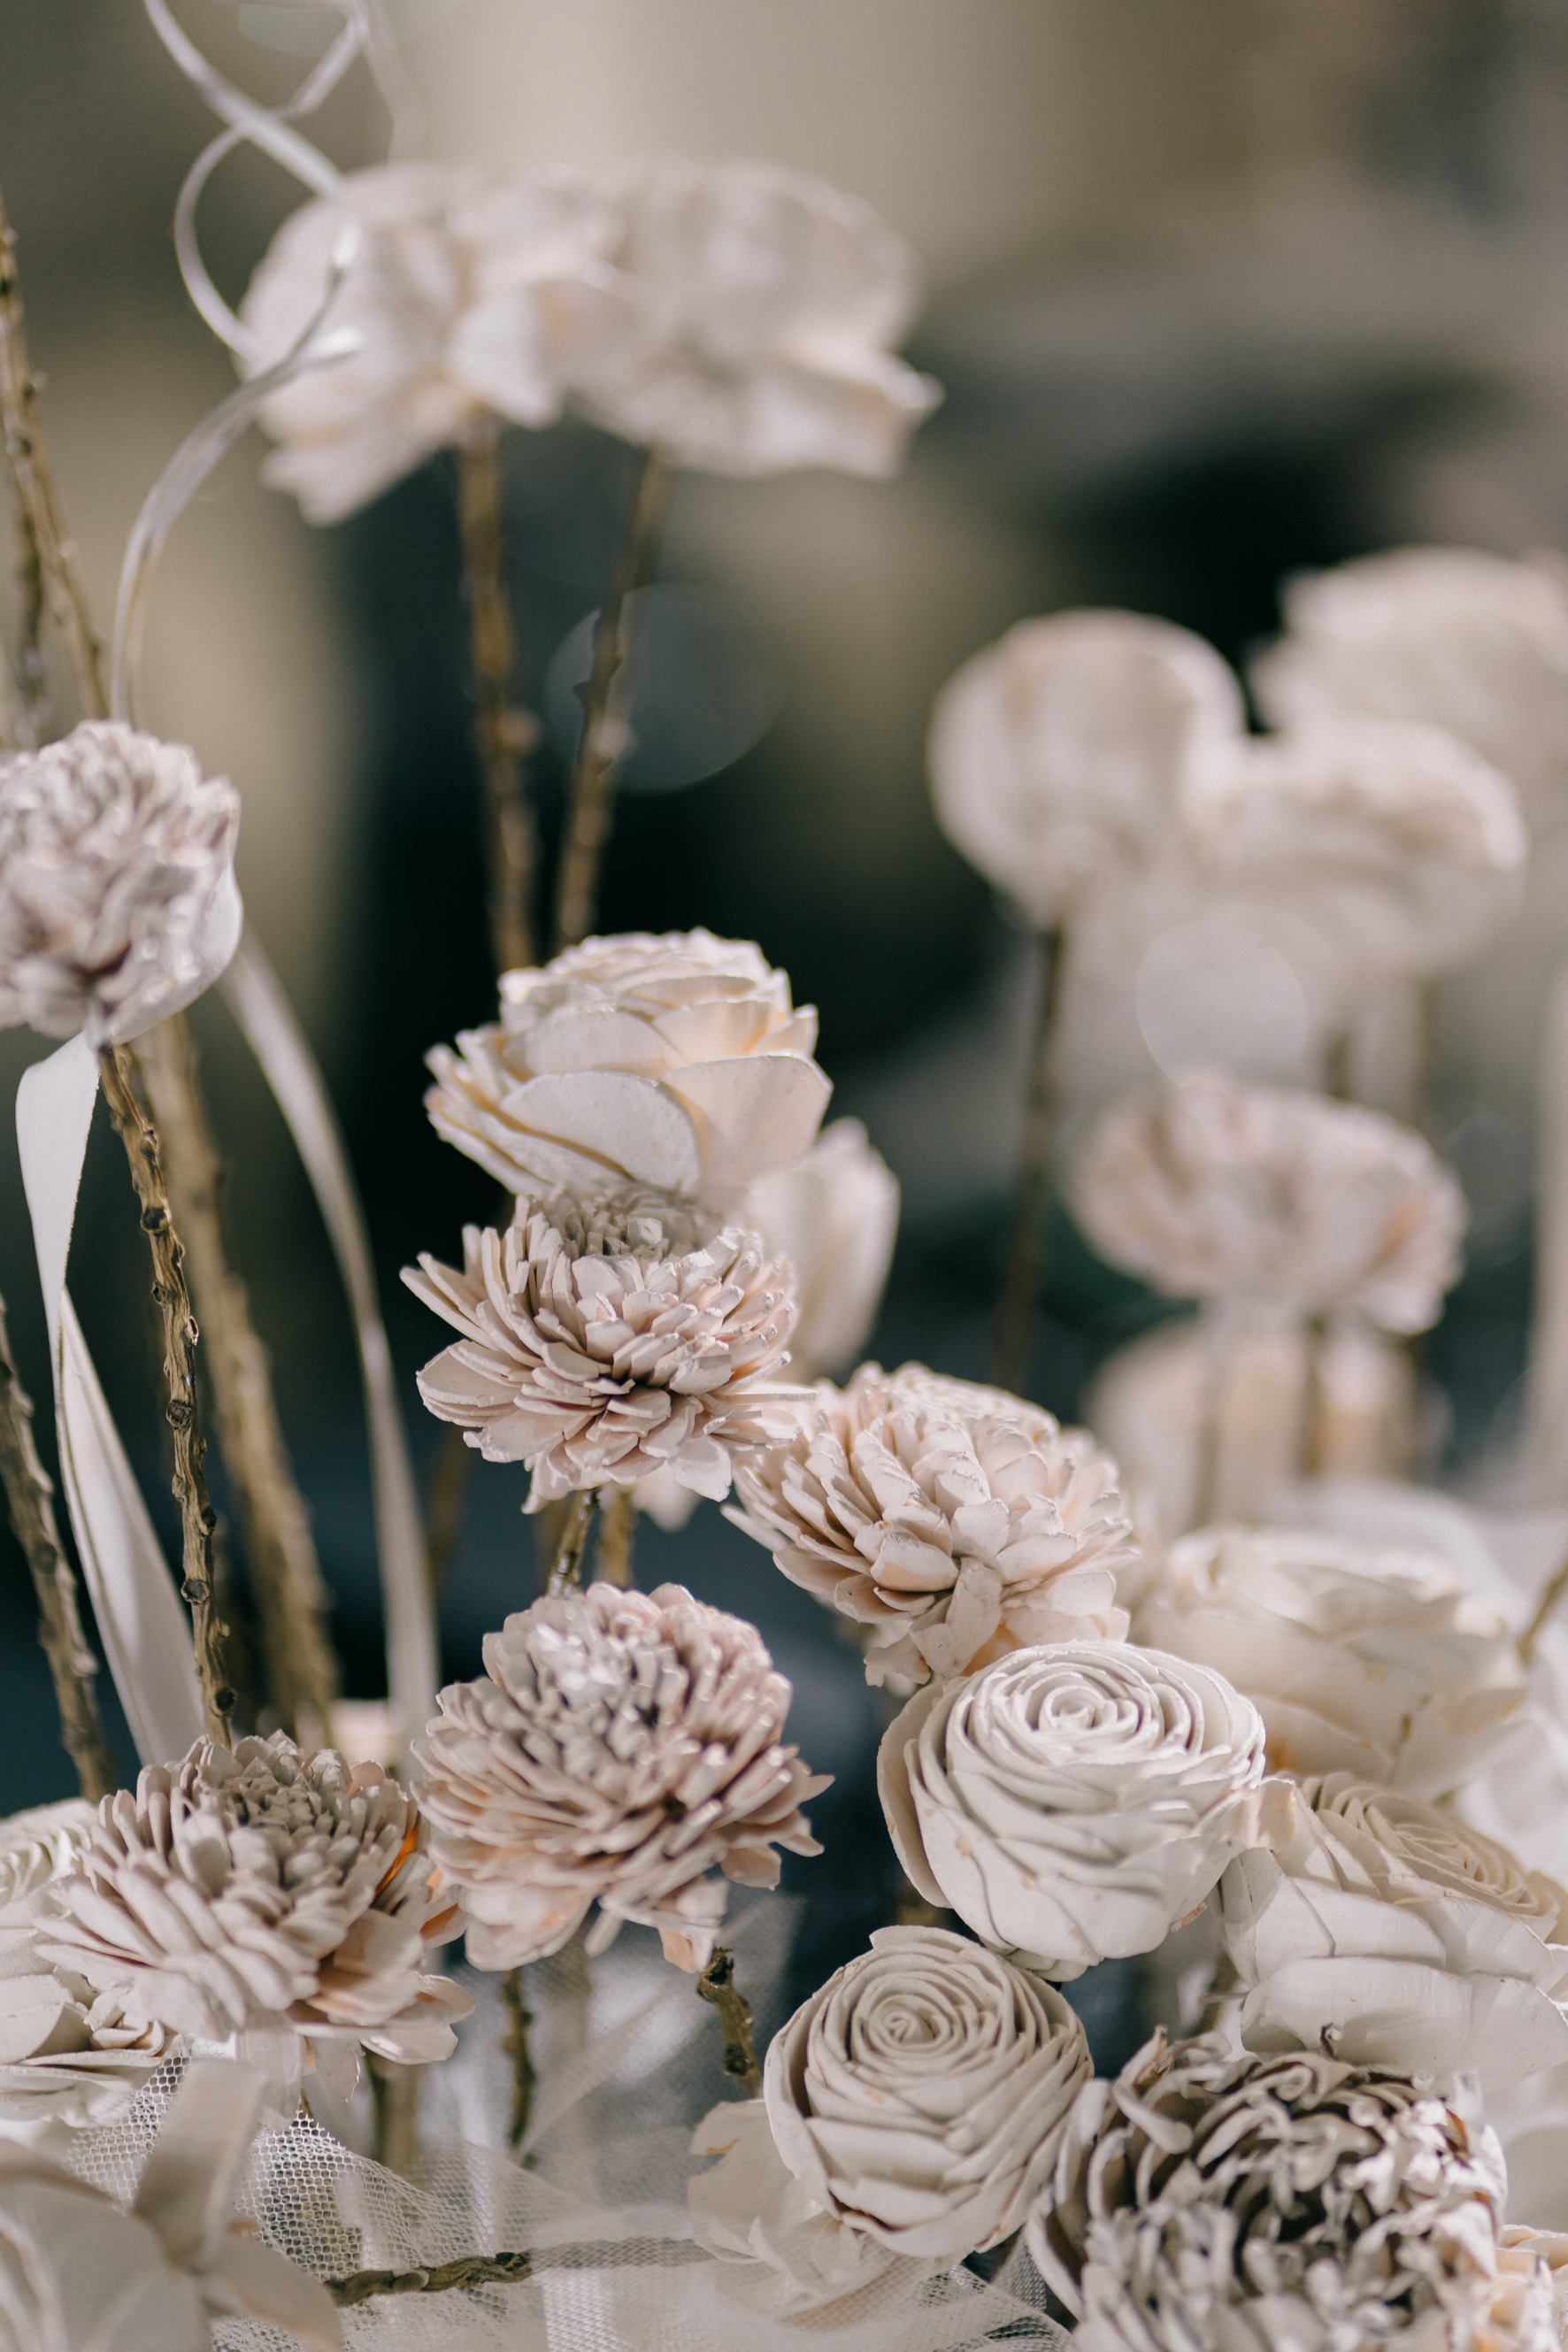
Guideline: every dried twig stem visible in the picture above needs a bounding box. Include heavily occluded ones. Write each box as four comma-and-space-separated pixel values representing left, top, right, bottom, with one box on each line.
696, 1944, 762, 2097
368, 2055, 420, 2178
327, 2238, 709, 2307
545, 1486, 596, 1598
97, 1041, 233, 1742
457, 425, 539, 977
0, 185, 107, 721
1518, 1544, 1568, 1665
0, 1294, 117, 1798
500, 1965, 536, 2149
594, 1484, 636, 1587
550, 449, 671, 954
991, 928, 1063, 1397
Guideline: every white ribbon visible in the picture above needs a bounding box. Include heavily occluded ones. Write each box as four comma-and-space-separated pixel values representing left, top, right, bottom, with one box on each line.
15, 1036, 203, 1767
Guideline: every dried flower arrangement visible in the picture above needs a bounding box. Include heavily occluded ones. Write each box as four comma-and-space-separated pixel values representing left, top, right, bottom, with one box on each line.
4, 11, 1568, 2352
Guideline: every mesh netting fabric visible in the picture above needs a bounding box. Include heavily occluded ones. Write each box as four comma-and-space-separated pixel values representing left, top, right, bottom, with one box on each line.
54, 1899, 1070, 2352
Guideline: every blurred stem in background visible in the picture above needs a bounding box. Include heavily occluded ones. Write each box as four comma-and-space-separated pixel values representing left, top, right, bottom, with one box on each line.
457, 421, 540, 977
991, 926, 1063, 1398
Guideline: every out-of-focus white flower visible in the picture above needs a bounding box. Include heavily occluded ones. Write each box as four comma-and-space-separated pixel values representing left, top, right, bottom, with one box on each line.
0, 1802, 96, 1908
740, 1118, 898, 1379
880, 1641, 1286, 1979
0, 723, 242, 1049
427, 929, 831, 1212
241, 163, 626, 523
928, 610, 1244, 929
1138, 1523, 1527, 1798
574, 159, 941, 478
411, 1581, 828, 1973
1493, 2228, 1568, 2352
689, 2099, 934, 2316
0, 2058, 342, 2349
1031, 2029, 1508, 2352
729, 1363, 1136, 1686
405, 1188, 803, 1510
765, 1925, 1091, 2261
38, 1735, 470, 2107
1253, 547, 1568, 824
1220, 1772, 1568, 2093
1069, 1072, 1466, 1332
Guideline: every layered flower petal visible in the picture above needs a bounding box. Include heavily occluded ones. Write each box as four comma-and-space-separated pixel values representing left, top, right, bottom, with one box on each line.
739, 1118, 899, 1379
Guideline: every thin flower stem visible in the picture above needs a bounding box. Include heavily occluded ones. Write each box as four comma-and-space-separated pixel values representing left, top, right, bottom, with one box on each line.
1518, 1544, 1568, 1665
0, 1293, 117, 1799
97, 1041, 234, 1743
696, 1945, 762, 2097
1189, 1311, 1230, 1533
550, 449, 672, 954
500, 1965, 536, 2149
594, 1484, 636, 1587
368, 2054, 419, 2177
545, 1487, 596, 1598
424, 1423, 473, 1594
135, 1014, 339, 1744
327, 2240, 709, 2306
457, 424, 539, 977
991, 927, 1063, 1397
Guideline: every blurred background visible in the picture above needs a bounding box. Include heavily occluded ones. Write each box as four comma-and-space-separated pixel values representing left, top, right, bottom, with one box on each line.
4, 0, 1568, 2045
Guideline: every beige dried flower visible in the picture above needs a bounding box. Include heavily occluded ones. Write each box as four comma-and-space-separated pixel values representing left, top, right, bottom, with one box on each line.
0, 721, 241, 1048
741, 1118, 899, 1379
37, 1733, 471, 2105
1070, 1072, 1466, 1332
404, 1187, 803, 1510
728, 1362, 1137, 1686
1031, 2031, 1509, 2352
425, 928, 831, 1211
410, 1580, 830, 1972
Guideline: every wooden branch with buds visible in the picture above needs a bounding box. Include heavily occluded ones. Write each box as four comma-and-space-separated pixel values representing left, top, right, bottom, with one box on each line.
328, 2237, 710, 2307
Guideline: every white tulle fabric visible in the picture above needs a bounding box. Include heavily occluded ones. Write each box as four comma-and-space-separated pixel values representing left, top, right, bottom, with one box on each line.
427, 929, 832, 1212
879, 1641, 1286, 1979
1069, 1072, 1466, 1332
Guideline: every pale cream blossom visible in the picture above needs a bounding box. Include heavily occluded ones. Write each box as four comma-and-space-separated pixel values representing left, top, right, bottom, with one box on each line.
740, 1117, 899, 1378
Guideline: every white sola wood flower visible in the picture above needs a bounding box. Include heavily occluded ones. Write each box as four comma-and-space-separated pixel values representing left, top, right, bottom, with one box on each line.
36, 1733, 471, 2105
1138, 1524, 1528, 1798
427, 929, 832, 1211
404, 1187, 803, 1508
1070, 1072, 1466, 1332
1031, 2030, 1508, 2352
574, 158, 942, 477
880, 1641, 1288, 1979
240, 163, 626, 523
740, 1117, 899, 1379
1220, 1773, 1568, 2094
763, 1925, 1091, 2260
729, 1362, 1137, 1686
0, 722, 242, 1047
411, 1580, 828, 1972
0, 2059, 341, 2350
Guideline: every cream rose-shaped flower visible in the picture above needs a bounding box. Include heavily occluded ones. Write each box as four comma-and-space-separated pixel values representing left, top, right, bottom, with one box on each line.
880, 1641, 1287, 1979
730, 1364, 1137, 1686
240, 163, 626, 523
764, 1924, 1090, 2261
36, 1733, 471, 2106
1253, 547, 1568, 824
0, 2060, 341, 2350
404, 1187, 803, 1509
0, 721, 242, 1048
411, 1580, 829, 1973
0, 1801, 96, 1905
740, 1118, 899, 1379
1219, 1772, 1568, 2092
1070, 1072, 1466, 1331
1138, 1524, 1528, 1799
573, 158, 941, 478
1031, 2030, 1507, 2352
427, 929, 832, 1211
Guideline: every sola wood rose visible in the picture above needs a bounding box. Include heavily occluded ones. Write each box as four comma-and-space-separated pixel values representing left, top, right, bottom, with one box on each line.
1138, 1524, 1527, 1798
411, 1580, 828, 1972
1070, 1071, 1466, 1331
404, 1187, 803, 1508
1220, 1772, 1568, 2093
0, 721, 242, 1048
36, 1733, 471, 2105
728, 1363, 1137, 1686
880, 1641, 1288, 1979
1030, 2029, 1508, 2352
427, 929, 832, 1211
578, 158, 941, 478
0, 2058, 340, 2351
764, 1925, 1090, 2261
241, 163, 626, 523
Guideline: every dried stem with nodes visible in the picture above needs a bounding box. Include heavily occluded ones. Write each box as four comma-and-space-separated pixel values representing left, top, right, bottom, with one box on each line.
545, 1487, 597, 1598
696, 1944, 762, 2097
500, 1965, 536, 2150
328, 2239, 709, 2307
457, 422, 540, 977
